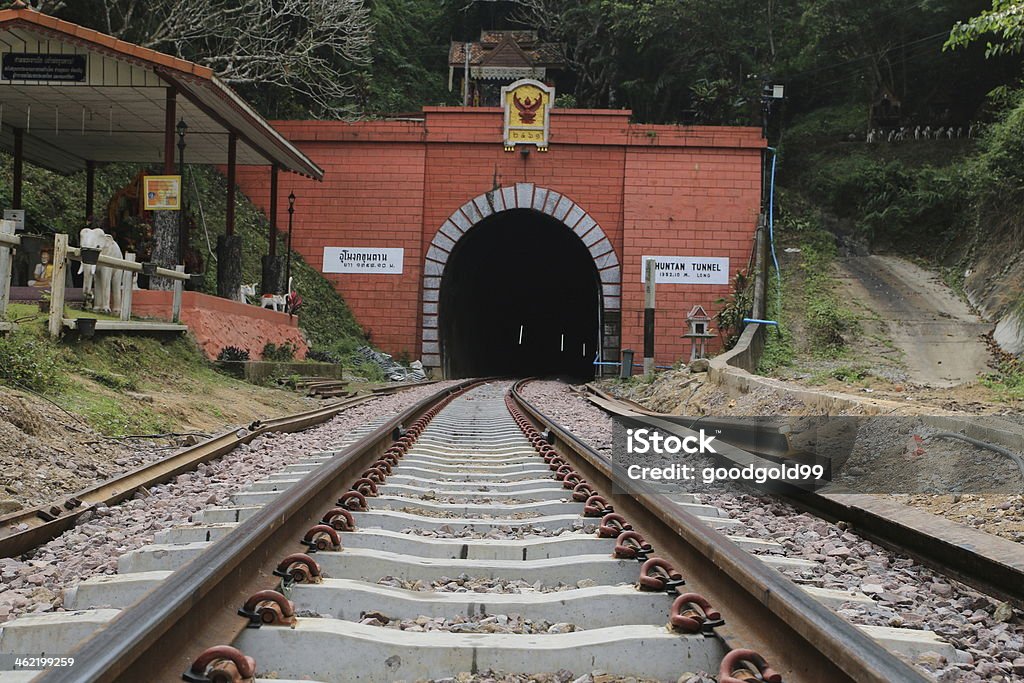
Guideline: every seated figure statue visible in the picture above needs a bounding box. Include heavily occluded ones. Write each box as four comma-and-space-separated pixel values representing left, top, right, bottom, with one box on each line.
28, 249, 53, 288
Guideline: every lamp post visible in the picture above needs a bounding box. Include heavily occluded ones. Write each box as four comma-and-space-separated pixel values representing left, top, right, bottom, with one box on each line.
176, 118, 188, 266
285, 191, 295, 290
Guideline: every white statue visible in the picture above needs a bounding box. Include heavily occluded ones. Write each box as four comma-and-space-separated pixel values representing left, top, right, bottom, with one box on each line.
78, 227, 124, 314
261, 277, 293, 312
239, 282, 257, 303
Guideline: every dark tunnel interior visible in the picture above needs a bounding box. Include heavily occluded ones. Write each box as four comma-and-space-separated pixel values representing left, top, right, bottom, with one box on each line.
440, 209, 601, 379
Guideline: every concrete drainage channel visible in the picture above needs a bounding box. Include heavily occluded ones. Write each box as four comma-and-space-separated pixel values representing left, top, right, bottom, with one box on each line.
0, 380, 933, 682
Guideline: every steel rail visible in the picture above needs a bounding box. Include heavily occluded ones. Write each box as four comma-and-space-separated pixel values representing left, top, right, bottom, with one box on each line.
35, 378, 482, 683
511, 379, 928, 683
585, 384, 1024, 609
0, 384, 417, 559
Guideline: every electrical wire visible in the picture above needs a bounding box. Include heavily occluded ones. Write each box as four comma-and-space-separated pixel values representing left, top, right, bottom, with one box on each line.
189, 165, 217, 261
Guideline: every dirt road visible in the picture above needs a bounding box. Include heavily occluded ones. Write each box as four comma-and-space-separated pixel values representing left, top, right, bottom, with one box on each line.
835, 255, 992, 387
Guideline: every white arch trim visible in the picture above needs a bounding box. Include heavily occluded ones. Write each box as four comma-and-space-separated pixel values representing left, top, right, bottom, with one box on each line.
420, 182, 622, 369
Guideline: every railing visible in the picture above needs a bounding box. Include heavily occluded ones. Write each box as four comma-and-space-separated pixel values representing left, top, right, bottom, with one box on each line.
0, 222, 193, 338
0, 220, 19, 328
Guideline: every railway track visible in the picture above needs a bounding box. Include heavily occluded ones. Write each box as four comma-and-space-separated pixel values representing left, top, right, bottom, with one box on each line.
581, 383, 1024, 609
0, 384, 423, 560
0, 380, 965, 681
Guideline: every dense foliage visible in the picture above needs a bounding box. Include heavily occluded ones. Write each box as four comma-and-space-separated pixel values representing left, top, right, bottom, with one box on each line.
14, 0, 1016, 124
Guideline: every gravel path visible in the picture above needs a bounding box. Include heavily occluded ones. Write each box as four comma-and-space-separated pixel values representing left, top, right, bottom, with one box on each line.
0, 383, 457, 624
520, 380, 1024, 683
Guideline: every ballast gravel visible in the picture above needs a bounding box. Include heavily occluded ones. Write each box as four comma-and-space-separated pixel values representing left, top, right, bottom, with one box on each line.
521, 380, 1024, 683
0, 383, 458, 625
422, 671, 670, 683
376, 573, 613, 594
400, 523, 598, 540
358, 610, 580, 634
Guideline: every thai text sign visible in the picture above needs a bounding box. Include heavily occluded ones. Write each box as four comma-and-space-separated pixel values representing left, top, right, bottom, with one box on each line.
2, 53, 86, 82
641, 256, 730, 285
142, 176, 180, 211
323, 247, 404, 274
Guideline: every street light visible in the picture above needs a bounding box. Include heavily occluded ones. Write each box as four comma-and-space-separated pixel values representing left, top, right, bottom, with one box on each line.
176, 118, 188, 266
285, 191, 295, 289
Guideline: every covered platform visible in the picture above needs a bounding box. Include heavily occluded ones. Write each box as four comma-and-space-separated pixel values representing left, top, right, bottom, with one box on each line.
0, 2, 322, 299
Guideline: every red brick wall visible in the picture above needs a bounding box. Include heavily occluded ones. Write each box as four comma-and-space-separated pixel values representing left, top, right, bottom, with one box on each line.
235, 139, 426, 356
235, 108, 763, 368
621, 146, 763, 361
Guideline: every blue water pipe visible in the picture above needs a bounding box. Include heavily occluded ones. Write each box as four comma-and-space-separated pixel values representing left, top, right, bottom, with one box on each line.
593, 362, 675, 370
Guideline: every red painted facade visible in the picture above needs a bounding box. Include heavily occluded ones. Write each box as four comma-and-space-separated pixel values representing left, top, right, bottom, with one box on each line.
235, 107, 763, 373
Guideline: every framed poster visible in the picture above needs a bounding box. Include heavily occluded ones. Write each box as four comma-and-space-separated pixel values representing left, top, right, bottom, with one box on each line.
142, 175, 181, 211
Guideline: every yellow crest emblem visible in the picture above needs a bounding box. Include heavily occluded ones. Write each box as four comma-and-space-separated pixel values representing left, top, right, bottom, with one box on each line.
502, 79, 554, 151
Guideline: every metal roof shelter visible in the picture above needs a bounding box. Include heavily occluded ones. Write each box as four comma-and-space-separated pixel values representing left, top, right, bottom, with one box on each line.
0, 3, 320, 296
0, 5, 323, 178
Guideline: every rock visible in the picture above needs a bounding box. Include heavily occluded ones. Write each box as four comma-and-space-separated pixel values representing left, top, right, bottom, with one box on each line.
930, 583, 953, 598
0, 499, 22, 514
916, 651, 946, 668
576, 578, 597, 589
689, 359, 710, 373
993, 601, 1015, 623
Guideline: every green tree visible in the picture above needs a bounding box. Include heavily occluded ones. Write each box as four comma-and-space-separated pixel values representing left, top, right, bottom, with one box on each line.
947, 1, 1024, 56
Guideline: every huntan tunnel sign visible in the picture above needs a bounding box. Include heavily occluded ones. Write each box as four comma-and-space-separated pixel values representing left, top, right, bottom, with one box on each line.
641, 256, 730, 285
323, 247, 404, 274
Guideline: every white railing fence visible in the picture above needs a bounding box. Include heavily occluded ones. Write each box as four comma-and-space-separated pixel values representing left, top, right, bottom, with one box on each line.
0, 226, 193, 337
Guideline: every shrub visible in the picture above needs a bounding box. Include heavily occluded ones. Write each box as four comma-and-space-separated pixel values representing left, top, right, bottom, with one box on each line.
306, 349, 340, 364
262, 341, 296, 362
0, 330, 68, 393
217, 346, 250, 362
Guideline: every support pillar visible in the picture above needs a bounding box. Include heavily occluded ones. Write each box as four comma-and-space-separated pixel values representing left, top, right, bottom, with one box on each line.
225, 133, 237, 236
218, 133, 242, 299
85, 160, 95, 223
150, 88, 178, 290
268, 165, 278, 255
216, 235, 242, 300
12, 128, 23, 209
261, 165, 284, 295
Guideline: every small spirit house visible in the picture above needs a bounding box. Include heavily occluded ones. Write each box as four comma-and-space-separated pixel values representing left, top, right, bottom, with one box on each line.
683, 305, 715, 361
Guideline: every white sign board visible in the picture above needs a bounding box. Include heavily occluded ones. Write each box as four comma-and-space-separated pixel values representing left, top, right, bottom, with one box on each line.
2, 210, 25, 232
641, 255, 730, 285
323, 247, 404, 274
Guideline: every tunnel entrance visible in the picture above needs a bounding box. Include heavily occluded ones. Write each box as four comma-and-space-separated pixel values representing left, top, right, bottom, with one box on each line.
439, 209, 601, 379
